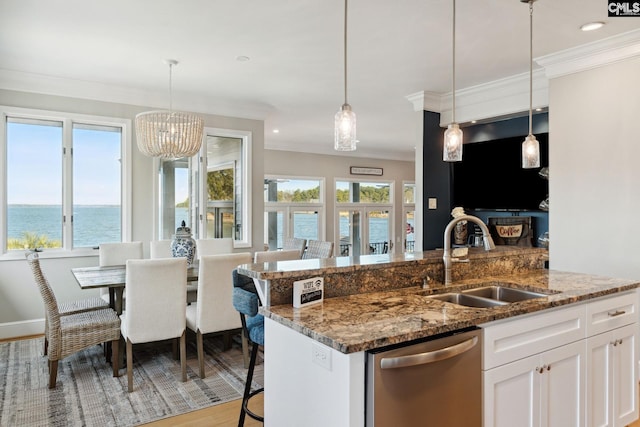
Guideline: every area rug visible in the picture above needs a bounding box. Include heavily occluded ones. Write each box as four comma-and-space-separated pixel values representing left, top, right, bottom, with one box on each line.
0, 335, 263, 426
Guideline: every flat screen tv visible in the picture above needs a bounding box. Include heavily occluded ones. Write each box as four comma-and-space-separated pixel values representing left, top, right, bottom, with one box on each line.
452, 133, 549, 211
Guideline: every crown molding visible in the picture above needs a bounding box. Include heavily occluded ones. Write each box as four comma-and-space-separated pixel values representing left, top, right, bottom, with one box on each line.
405, 91, 442, 112
537, 28, 640, 79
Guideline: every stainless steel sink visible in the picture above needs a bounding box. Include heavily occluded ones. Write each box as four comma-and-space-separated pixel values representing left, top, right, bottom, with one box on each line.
427, 293, 509, 308
462, 286, 551, 302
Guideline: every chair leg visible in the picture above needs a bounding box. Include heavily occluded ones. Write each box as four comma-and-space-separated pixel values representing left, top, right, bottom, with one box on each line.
112, 338, 119, 377
197, 330, 205, 379
180, 331, 187, 382
172, 338, 179, 360
222, 330, 232, 350
241, 329, 250, 369
48, 360, 58, 389
44, 337, 48, 356
126, 338, 134, 392
239, 342, 262, 426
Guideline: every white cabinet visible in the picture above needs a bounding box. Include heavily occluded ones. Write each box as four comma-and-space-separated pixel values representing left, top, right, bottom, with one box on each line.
587, 321, 638, 426
483, 339, 585, 427
483, 290, 640, 427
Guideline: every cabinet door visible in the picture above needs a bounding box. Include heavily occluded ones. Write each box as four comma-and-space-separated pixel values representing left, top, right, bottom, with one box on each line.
587, 323, 639, 427
587, 331, 613, 427
540, 340, 585, 427
484, 354, 540, 427
612, 324, 638, 427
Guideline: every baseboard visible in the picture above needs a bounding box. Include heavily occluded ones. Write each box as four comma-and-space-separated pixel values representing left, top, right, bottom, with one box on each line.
0, 319, 44, 340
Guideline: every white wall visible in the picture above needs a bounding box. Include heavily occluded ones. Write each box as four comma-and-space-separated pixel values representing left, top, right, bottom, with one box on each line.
264, 149, 415, 255
549, 56, 640, 280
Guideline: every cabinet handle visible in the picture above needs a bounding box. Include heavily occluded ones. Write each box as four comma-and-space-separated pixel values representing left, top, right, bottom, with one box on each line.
547, 365, 551, 371
612, 341, 618, 347
618, 339, 623, 345
608, 310, 626, 317
537, 367, 544, 374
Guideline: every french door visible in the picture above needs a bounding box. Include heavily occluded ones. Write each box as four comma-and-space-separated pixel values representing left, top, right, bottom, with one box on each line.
336, 207, 392, 256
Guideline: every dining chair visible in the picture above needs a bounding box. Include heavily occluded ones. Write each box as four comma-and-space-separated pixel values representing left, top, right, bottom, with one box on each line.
196, 238, 234, 256
150, 239, 197, 304
25, 252, 109, 356
232, 269, 264, 426
120, 257, 188, 392
26, 252, 121, 389
98, 241, 144, 306
282, 237, 307, 258
302, 239, 334, 259
254, 249, 300, 263
186, 252, 252, 378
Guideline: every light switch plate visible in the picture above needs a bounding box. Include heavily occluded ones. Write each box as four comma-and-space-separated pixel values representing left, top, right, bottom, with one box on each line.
428, 198, 437, 209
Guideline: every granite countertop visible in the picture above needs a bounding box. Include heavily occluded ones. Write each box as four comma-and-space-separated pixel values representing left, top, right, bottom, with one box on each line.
260, 269, 640, 354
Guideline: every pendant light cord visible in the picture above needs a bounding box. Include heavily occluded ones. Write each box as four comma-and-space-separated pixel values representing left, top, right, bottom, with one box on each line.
343, 0, 348, 105
528, 0, 533, 135
168, 62, 174, 113
452, 0, 456, 124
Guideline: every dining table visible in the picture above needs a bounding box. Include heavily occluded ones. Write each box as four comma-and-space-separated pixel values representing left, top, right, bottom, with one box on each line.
71, 262, 200, 315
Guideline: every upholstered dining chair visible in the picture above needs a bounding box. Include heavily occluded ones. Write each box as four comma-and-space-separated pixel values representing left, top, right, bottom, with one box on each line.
282, 237, 307, 258
186, 252, 252, 378
26, 252, 121, 389
196, 238, 234, 256
98, 241, 144, 305
150, 239, 197, 304
253, 249, 301, 263
232, 269, 265, 426
120, 257, 188, 392
302, 239, 334, 259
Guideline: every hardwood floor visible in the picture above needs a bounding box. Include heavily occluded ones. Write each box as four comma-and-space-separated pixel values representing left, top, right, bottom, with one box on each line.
140, 394, 263, 426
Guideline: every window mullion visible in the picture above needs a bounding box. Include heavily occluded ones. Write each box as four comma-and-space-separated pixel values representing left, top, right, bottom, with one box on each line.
62, 119, 73, 250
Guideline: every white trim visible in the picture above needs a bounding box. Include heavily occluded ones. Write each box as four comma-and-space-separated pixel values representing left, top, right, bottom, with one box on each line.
0, 319, 44, 340
537, 28, 640, 79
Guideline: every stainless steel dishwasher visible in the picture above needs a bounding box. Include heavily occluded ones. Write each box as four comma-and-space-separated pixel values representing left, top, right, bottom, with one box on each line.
366, 327, 482, 427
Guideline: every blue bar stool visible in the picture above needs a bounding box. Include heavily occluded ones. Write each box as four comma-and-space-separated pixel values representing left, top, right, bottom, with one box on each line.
232, 270, 264, 426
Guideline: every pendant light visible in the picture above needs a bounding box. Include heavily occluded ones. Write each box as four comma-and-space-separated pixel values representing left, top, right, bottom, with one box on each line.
443, 0, 463, 162
136, 60, 204, 160
521, 0, 540, 169
334, 0, 357, 151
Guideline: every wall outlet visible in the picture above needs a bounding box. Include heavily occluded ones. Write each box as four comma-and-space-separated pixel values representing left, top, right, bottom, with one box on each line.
312, 343, 332, 371
428, 198, 437, 209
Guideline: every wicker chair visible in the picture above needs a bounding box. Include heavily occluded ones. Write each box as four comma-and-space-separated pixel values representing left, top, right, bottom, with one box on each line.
302, 240, 334, 259
282, 237, 307, 258
26, 252, 121, 389
26, 253, 109, 356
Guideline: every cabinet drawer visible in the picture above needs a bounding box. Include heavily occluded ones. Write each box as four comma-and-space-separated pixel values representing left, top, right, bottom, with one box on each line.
482, 304, 586, 370
586, 290, 638, 337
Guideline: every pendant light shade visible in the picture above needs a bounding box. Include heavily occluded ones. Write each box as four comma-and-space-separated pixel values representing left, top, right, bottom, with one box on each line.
521, 0, 540, 169
334, 0, 356, 151
443, 0, 462, 162
136, 60, 204, 160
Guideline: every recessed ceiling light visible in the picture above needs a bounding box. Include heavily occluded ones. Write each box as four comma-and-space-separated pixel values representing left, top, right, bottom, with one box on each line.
235, 55, 250, 62
580, 21, 605, 32
470, 120, 477, 124
272, 129, 279, 134
535, 108, 543, 112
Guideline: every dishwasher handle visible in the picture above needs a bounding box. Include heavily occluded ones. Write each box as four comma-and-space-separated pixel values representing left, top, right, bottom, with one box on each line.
380, 335, 478, 370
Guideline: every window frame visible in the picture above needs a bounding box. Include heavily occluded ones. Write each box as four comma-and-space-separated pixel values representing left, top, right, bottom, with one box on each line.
0, 106, 132, 260
402, 181, 416, 253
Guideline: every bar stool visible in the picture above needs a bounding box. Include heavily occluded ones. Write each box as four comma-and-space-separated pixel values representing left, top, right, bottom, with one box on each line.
232, 269, 264, 426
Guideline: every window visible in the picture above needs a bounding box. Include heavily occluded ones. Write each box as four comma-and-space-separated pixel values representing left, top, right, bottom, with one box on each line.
1, 107, 131, 257
156, 128, 252, 248
335, 180, 393, 256
403, 182, 416, 253
263, 177, 324, 250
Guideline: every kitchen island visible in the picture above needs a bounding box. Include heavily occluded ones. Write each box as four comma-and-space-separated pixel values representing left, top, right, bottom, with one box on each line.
238, 247, 640, 426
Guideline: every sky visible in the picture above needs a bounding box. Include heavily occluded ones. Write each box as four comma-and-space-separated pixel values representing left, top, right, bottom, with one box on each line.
7, 122, 121, 205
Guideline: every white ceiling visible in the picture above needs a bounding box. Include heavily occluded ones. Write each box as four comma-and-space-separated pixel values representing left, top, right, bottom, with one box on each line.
1, 0, 639, 161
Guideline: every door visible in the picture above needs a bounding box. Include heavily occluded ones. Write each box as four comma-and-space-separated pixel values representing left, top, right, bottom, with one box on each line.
612, 324, 638, 427
337, 207, 392, 256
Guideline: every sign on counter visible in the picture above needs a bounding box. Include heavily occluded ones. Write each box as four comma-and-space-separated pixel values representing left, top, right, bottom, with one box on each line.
293, 277, 324, 308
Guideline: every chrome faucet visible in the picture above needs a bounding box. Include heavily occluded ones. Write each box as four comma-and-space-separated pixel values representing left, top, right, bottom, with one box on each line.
443, 214, 495, 285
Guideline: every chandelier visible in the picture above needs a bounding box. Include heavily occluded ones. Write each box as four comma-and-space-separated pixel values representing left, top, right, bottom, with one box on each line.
334, 0, 357, 151
136, 60, 204, 159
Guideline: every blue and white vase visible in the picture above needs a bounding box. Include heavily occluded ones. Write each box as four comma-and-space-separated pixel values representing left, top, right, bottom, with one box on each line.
171, 221, 197, 266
